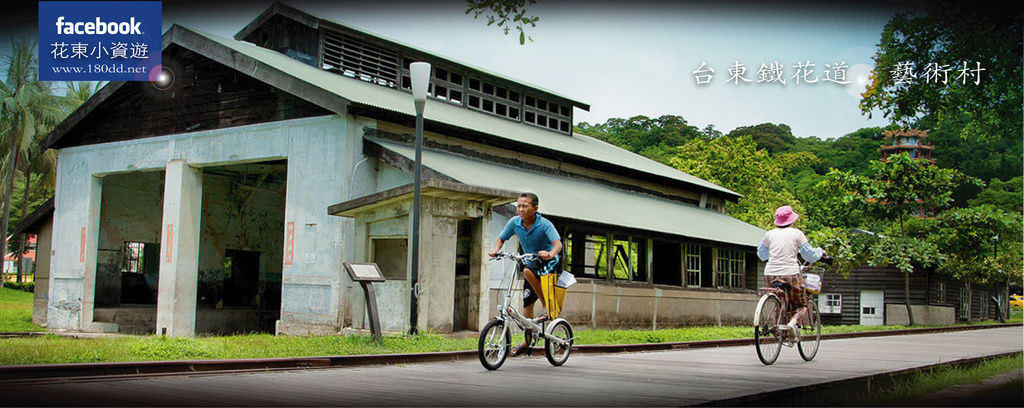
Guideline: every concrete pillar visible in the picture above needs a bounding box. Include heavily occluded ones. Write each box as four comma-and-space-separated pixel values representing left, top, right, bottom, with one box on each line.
156, 160, 203, 337
423, 212, 457, 332
473, 213, 492, 332
80, 176, 103, 330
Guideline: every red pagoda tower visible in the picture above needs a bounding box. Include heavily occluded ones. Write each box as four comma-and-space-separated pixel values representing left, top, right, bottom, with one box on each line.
880, 128, 934, 162
879, 128, 935, 217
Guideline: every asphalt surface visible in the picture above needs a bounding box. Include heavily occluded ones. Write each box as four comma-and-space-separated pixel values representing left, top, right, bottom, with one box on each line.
0, 326, 1020, 406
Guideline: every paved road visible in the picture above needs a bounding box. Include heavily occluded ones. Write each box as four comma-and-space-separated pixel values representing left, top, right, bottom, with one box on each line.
2, 327, 1020, 406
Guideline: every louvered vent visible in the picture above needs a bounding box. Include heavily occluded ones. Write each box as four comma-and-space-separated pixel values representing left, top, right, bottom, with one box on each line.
321, 29, 399, 88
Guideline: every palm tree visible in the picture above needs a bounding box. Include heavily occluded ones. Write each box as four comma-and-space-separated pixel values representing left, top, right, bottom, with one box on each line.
0, 39, 65, 281
8, 81, 95, 281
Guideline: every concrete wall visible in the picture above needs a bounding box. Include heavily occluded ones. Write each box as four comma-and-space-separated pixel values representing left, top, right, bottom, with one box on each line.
94, 306, 268, 335
346, 194, 495, 334
49, 115, 360, 336
32, 220, 53, 326
886, 304, 955, 326
489, 280, 759, 329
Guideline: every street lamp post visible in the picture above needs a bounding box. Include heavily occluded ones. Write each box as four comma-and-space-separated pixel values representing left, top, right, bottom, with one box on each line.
409, 62, 431, 334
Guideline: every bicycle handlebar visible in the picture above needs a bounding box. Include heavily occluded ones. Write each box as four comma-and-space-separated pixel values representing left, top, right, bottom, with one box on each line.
488, 252, 539, 262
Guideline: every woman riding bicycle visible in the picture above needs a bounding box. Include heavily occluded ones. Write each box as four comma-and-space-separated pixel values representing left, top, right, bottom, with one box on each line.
757, 205, 825, 337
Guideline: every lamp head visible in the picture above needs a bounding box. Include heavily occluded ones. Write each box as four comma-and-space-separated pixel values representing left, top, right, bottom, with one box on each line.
411, 62, 431, 107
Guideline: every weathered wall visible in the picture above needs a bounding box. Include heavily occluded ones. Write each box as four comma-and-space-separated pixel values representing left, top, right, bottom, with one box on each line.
32, 220, 53, 326
346, 194, 494, 334
489, 279, 759, 329
886, 304, 955, 326
94, 306, 271, 335
50, 115, 358, 336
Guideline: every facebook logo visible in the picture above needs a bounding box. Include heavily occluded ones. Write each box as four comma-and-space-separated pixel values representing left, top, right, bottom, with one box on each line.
39, 1, 162, 81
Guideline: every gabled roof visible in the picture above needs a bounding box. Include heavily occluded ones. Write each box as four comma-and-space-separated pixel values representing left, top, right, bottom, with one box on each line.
43, 23, 741, 201
364, 138, 764, 248
235, 2, 589, 111
10, 198, 54, 236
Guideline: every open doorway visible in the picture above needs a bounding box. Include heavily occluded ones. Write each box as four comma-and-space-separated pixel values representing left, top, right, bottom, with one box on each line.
197, 160, 285, 334
93, 171, 165, 334
452, 220, 479, 332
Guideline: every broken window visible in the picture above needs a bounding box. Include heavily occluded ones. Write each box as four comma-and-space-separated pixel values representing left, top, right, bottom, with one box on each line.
564, 231, 607, 278
684, 243, 701, 287
223, 250, 260, 308
651, 240, 682, 286
566, 231, 648, 282
467, 76, 522, 121
523, 94, 571, 134
120, 241, 159, 304
400, 60, 464, 105
959, 287, 970, 319
713, 248, 745, 288
372, 238, 408, 280
611, 238, 646, 281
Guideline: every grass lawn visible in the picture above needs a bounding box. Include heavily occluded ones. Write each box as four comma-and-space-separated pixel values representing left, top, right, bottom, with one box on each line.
0, 287, 44, 333
831, 353, 1023, 406
1, 286, 1018, 365
0, 322, 971, 366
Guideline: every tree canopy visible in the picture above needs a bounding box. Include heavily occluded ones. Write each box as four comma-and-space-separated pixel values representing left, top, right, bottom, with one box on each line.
859, 1, 1023, 141
465, 0, 539, 45
576, 115, 704, 165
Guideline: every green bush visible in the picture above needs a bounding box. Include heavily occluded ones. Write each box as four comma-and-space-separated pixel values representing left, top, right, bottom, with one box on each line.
2, 281, 34, 293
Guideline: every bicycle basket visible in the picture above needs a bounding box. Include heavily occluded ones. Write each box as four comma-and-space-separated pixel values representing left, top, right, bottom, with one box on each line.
803, 273, 821, 294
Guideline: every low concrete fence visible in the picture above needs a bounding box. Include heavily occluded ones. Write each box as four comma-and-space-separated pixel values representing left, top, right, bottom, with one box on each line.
489, 278, 759, 329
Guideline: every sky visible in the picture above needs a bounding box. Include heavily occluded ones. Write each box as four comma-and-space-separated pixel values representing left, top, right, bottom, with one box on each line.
3, 0, 928, 140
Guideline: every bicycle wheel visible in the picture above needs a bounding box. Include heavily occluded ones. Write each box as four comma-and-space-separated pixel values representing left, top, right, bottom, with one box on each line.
798, 300, 821, 361
754, 294, 783, 365
544, 320, 573, 366
478, 319, 510, 370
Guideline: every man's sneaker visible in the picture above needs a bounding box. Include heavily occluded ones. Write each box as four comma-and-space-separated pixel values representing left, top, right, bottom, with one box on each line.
509, 342, 530, 357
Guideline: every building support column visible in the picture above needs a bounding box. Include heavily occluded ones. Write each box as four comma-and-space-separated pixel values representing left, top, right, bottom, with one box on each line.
156, 160, 203, 337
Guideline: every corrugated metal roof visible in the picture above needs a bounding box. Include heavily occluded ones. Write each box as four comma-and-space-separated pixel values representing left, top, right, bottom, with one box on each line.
234, 2, 589, 110
189, 27, 741, 199
368, 138, 765, 248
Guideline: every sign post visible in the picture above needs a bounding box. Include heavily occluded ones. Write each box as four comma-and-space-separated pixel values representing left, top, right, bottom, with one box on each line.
343, 262, 386, 342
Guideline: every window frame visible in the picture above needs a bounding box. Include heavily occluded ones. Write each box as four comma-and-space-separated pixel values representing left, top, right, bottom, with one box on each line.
683, 243, 701, 288
713, 247, 745, 289
819, 293, 842, 314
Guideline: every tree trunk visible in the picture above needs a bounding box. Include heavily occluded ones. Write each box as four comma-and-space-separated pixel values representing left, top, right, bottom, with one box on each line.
1, 135, 21, 284
898, 213, 916, 326
16, 169, 31, 283
904, 268, 915, 325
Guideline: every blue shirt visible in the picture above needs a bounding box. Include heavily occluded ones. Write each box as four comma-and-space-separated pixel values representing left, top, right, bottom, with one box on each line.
499, 213, 561, 254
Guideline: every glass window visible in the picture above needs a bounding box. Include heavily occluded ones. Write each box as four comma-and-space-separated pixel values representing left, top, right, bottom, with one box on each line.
819, 293, 842, 314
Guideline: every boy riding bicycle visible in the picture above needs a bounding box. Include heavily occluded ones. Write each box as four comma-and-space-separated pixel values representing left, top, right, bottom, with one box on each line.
488, 192, 562, 357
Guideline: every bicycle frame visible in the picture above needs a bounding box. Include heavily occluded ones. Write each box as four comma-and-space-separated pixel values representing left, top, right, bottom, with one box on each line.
491, 252, 571, 347
754, 261, 821, 326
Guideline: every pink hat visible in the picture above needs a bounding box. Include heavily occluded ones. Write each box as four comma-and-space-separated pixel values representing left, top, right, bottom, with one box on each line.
774, 206, 799, 226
